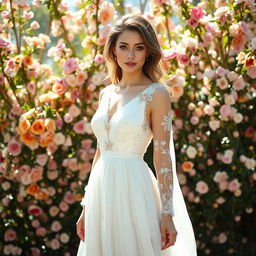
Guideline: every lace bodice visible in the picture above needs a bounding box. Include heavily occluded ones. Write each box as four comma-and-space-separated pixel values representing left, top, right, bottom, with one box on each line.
82, 82, 175, 216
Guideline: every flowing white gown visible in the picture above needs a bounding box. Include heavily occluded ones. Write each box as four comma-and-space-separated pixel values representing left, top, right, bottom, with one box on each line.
77, 82, 197, 256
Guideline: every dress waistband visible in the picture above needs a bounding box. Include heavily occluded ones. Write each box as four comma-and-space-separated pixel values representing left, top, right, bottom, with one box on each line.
100, 150, 144, 160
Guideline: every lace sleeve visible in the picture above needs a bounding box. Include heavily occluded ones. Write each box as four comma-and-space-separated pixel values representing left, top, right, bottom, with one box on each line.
151, 86, 174, 217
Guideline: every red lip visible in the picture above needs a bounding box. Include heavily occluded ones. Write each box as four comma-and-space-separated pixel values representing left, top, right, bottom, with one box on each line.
125, 62, 136, 65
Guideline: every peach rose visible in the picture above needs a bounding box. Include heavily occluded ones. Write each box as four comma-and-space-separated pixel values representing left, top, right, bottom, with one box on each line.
23, 55, 33, 66
216, 77, 228, 90
68, 104, 81, 118
232, 34, 247, 52
52, 81, 67, 95
18, 118, 31, 134
31, 119, 45, 135
20, 132, 39, 150
196, 181, 209, 194
30, 166, 43, 182
36, 153, 48, 166
39, 131, 54, 147
49, 206, 60, 217
98, 2, 115, 25
39, 91, 59, 103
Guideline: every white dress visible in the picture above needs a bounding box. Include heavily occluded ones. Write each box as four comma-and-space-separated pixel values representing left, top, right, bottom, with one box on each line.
76, 82, 197, 256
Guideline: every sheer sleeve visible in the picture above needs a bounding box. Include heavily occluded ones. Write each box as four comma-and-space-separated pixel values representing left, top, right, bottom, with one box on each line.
151, 86, 174, 217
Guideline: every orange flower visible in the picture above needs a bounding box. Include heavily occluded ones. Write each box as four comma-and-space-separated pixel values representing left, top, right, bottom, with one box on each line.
20, 132, 37, 145
23, 56, 33, 66
26, 184, 39, 195
45, 118, 56, 132
18, 118, 31, 134
13, 54, 24, 69
39, 131, 55, 147
35, 189, 49, 200
39, 91, 59, 103
182, 161, 194, 172
52, 81, 67, 95
31, 119, 45, 135
60, 97, 74, 107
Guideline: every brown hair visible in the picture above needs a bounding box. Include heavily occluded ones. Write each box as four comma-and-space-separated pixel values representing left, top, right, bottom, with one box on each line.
103, 14, 168, 85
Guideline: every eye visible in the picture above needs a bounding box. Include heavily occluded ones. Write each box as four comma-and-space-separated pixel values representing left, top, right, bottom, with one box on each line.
136, 46, 144, 51
119, 45, 127, 50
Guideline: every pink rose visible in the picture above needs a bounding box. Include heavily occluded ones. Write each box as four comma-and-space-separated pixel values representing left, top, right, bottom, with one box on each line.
64, 113, 73, 123
73, 120, 86, 134
187, 18, 199, 28
94, 53, 104, 64
220, 104, 231, 117
68, 158, 79, 171
7, 139, 22, 156
227, 71, 239, 81
190, 55, 200, 64
4, 229, 17, 241
51, 220, 62, 232
48, 159, 57, 170
233, 76, 245, 91
50, 238, 60, 250
36, 154, 48, 166
162, 48, 177, 60
195, 181, 209, 194
247, 66, 256, 79
190, 6, 205, 20
36, 227, 47, 237
49, 206, 59, 217
59, 201, 69, 212
177, 54, 190, 65
222, 154, 232, 164
216, 67, 227, 76
81, 139, 93, 149
30, 21, 40, 30
64, 191, 75, 204
227, 178, 241, 192
63, 58, 78, 73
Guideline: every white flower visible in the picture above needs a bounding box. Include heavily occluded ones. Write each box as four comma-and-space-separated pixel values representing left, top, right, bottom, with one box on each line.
245, 158, 256, 170
209, 120, 220, 131
233, 113, 243, 123
186, 145, 197, 159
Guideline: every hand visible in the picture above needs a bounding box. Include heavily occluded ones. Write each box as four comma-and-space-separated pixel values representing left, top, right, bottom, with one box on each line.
76, 207, 85, 242
160, 214, 177, 250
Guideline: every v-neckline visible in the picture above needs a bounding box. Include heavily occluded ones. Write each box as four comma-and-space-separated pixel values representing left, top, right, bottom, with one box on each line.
107, 82, 158, 123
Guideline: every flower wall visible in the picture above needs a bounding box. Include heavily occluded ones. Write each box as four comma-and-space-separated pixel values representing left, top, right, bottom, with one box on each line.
0, 0, 255, 255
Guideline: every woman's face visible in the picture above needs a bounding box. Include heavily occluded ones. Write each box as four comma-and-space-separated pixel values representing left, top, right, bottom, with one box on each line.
113, 30, 148, 73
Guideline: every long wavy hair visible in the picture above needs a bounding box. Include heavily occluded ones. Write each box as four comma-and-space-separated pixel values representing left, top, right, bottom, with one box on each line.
103, 14, 167, 85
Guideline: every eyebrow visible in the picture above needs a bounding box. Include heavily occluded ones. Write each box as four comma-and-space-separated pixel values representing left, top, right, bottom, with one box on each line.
118, 42, 145, 45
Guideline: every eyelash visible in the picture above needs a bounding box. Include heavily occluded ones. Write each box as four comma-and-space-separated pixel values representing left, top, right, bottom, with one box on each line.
119, 46, 144, 51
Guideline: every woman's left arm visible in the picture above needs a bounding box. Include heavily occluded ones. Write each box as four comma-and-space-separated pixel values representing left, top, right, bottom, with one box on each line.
151, 85, 177, 249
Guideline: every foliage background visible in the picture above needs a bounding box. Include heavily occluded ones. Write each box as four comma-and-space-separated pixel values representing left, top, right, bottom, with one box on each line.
0, 0, 255, 255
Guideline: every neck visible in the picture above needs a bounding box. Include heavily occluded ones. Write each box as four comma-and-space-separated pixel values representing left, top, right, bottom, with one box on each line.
118, 70, 149, 87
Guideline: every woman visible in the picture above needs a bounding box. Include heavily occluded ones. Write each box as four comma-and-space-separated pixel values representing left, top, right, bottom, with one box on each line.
76, 14, 197, 256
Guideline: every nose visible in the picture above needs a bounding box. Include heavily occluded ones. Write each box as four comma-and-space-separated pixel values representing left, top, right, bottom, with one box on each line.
127, 49, 135, 59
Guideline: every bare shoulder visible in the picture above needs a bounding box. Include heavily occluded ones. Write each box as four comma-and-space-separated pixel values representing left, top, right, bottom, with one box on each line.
151, 83, 171, 105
